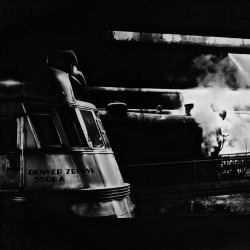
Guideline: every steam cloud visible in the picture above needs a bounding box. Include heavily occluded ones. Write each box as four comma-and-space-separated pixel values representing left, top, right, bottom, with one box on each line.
182, 53, 250, 156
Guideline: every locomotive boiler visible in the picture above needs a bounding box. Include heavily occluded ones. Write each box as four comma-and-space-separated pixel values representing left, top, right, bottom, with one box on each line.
0, 51, 134, 218
97, 100, 226, 216
98, 102, 204, 166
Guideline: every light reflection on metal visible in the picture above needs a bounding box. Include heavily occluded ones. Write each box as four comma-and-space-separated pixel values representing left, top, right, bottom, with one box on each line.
0, 51, 135, 218
89, 86, 181, 93
112, 31, 250, 48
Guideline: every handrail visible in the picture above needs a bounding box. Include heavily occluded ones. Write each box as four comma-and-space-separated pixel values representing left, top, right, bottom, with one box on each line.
121, 155, 250, 169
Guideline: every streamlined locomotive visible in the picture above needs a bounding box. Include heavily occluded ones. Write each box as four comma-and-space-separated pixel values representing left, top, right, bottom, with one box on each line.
0, 51, 134, 218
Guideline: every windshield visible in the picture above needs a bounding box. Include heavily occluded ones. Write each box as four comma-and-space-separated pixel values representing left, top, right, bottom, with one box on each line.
80, 110, 104, 148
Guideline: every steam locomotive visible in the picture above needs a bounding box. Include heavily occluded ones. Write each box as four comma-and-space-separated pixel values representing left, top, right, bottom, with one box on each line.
94, 93, 228, 216
0, 51, 134, 218
98, 105, 204, 165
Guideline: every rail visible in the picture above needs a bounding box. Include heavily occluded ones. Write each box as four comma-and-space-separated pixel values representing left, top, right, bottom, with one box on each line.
120, 154, 250, 200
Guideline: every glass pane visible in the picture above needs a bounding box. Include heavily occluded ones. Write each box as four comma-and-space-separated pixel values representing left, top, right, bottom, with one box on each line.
0, 119, 17, 148
30, 115, 61, 146
24, 118, 37, 148
58, 108, 88, 147
97, 120, 111, 148
80, 110, 104, 148
97, 119, 105, 132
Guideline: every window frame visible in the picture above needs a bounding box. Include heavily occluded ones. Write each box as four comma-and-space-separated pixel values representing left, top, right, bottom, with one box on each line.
55, 107, 89, 149
95, 111, 111, 149
23, 104, 110, 151
77, 108, 106, 149
28, 112, 63, 148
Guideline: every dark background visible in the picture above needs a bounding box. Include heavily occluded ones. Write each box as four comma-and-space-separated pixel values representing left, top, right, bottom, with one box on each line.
1, 0, 250, 90
1, 1, 250, 249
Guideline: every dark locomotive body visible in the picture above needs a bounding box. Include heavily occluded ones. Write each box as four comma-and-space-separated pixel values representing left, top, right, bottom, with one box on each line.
97, 103, 224, 216
99, 110, 203, 166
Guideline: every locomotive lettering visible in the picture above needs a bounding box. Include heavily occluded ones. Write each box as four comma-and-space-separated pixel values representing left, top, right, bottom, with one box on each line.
34, 176, 65, 183
65, 168, 95, 174
28, 169, 63, 175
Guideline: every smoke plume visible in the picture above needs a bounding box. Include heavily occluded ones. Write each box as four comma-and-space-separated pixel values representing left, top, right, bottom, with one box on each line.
182, 54, 250, 156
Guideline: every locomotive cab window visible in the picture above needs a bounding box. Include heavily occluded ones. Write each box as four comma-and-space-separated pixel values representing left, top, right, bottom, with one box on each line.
0, 118, 18, 148
29, 114, 61, 147
80, 110, 104, 148
95, 111, 111, 149
57, 108, 88, 147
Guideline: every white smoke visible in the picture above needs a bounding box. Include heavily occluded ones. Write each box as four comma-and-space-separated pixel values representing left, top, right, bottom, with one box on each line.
222, 112, 250, 154
182, 54, 250, 156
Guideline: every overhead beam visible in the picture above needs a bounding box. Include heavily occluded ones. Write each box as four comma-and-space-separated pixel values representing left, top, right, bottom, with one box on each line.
111, 31, 250, 49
